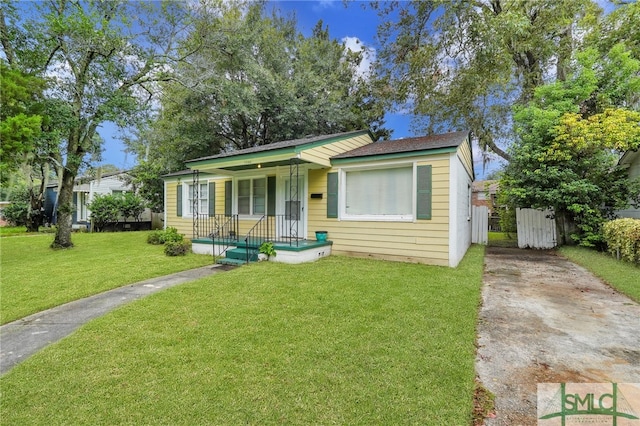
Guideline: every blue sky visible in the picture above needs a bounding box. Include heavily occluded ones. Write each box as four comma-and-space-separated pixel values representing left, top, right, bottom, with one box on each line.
98, 1, 492, 177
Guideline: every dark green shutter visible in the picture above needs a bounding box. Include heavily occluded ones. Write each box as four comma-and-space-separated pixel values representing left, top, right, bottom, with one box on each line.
72, 192, 78, 223
327, 172, 338, 218
176, 184, 182, 217
416, 165, 432, 220
224, 180, 232, 216
208, 182, 215, 217
267, 176, 276, 216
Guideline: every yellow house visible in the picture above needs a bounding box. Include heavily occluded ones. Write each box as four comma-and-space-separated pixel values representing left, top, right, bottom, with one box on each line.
163, 129, 475, 267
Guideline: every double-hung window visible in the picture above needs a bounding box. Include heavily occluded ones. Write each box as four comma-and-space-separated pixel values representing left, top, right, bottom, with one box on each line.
238, 178, 266, 216
187, 183, 208, 216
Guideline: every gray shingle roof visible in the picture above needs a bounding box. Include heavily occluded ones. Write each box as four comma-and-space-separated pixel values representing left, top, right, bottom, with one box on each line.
332, 130, 470, 160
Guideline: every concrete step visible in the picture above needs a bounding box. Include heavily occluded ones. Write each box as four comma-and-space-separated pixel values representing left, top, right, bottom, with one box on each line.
216, 257, 249, 266
225, 248, 258, 262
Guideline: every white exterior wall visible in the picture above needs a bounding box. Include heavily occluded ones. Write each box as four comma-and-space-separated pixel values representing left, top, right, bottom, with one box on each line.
448, 152, 473, 267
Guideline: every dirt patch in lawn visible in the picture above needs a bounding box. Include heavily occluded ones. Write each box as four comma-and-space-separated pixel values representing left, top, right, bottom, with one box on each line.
475, 247, 640, 425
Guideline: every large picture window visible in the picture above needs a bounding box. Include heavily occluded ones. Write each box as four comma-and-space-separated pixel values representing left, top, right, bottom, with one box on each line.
344, 166, 413, 219
238, 178, 266, 216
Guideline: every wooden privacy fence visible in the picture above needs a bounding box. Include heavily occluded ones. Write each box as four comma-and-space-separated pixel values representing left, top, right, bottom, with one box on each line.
472, 205, 488, 245
516, 208, 557, 249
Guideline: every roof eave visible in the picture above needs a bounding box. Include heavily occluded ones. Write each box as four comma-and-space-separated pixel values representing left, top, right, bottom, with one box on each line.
186, 130, 372, 171
331, 146, 458, 164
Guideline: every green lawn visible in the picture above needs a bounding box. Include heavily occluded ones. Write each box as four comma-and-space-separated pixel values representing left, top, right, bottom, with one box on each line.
487, 231, 518, 247
0, 231, 212, 324
1, 246, 485, 425
559, 246, 640, 303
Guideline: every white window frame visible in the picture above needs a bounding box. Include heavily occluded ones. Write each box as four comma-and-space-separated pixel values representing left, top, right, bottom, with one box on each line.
235, 177, 267, 218
339, 162, 416, 222
182, 182, 208, 218
78, 192, 89, 221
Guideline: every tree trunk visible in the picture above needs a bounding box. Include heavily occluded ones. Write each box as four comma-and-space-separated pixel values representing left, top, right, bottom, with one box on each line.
25, 188, 43, 233
51, 169, 76, 248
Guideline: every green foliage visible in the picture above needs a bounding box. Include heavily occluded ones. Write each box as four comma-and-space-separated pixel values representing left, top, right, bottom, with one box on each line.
147, 227, 184, 245
164, 240, 191, 256
2, 187, 29, 226
133, 2, 388, 172
258, 241, 277, 258
500, 43, 640, 246
372, 0, 601, 159
87, 194, 120, 231
3, 1, 192, 248
602, 219, 640, 264
0, 64, 45, 183
119, 192, 146, 222
126, 161, 165, 212
146, 230, 165, 245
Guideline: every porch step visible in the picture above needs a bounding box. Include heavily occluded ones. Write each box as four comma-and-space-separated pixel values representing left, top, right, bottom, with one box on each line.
216, 257, 250, 266
225, 247, 259, 262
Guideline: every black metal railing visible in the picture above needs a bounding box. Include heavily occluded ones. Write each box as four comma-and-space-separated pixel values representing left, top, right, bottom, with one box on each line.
196, 214, 302, 265
195, 214, 239, 241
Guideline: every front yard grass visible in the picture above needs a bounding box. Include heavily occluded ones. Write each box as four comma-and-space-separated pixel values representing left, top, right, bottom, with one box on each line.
1, 245, 485, 425
0, 231, 212, 324
559, 246, 640, 303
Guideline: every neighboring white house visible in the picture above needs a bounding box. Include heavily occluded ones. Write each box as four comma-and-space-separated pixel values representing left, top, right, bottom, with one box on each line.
45, 171, 153, 230
616, 150, 640, 219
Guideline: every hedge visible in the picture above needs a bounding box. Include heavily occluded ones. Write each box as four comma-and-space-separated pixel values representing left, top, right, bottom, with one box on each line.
602, 218, 640, 265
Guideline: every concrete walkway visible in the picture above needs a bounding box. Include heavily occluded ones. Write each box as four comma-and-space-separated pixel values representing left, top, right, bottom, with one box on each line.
476, 247, 640, 425
0, 265, 230, 375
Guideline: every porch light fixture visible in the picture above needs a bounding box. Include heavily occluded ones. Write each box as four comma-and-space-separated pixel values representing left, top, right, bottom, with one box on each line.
257, 164, 262, 168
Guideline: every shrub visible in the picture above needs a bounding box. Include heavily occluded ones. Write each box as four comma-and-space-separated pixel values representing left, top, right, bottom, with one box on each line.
161, 227, 183, 243
3, 202, 28, 226
3, 187, 30, 226
146, 230, 164, 245
602, 218, 640, 264
146, 227, 184, 245
119, 192, 146, 222
88, 194, 121, 231
164, 240, 191, 256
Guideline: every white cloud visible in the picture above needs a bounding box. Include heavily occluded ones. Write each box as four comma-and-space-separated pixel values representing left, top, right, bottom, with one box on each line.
342, 36, 376, 79
313, 0, 339, 12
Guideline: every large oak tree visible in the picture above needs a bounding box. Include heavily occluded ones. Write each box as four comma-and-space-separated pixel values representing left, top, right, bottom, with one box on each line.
1, 0, 191, 247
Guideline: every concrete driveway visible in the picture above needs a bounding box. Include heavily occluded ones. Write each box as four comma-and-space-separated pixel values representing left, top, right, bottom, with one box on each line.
476, 247, 640, 425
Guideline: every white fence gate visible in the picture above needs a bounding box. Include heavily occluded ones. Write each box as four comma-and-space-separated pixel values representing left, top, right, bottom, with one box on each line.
516, 208, 557, 249
472, 205, 488, 245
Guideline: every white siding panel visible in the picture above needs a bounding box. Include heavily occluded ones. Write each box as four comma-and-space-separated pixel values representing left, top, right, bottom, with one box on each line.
516, 208, 557, 249
472, 205, 489, 244
448, 152, 473, 267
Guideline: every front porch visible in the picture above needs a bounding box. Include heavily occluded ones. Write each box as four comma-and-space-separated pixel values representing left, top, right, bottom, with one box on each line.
192, 237, 333, 265
191, 214, 332, 264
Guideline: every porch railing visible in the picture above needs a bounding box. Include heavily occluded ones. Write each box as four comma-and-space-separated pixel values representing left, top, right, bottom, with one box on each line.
194, 214, 301, 247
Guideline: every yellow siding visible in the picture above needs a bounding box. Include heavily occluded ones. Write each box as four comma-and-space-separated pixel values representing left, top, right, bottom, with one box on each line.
165, 178, 232, 239
299, 134, 373, 166
456, 138, 474, 179
307, 156, 452, 266
165, 180, 193, 237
